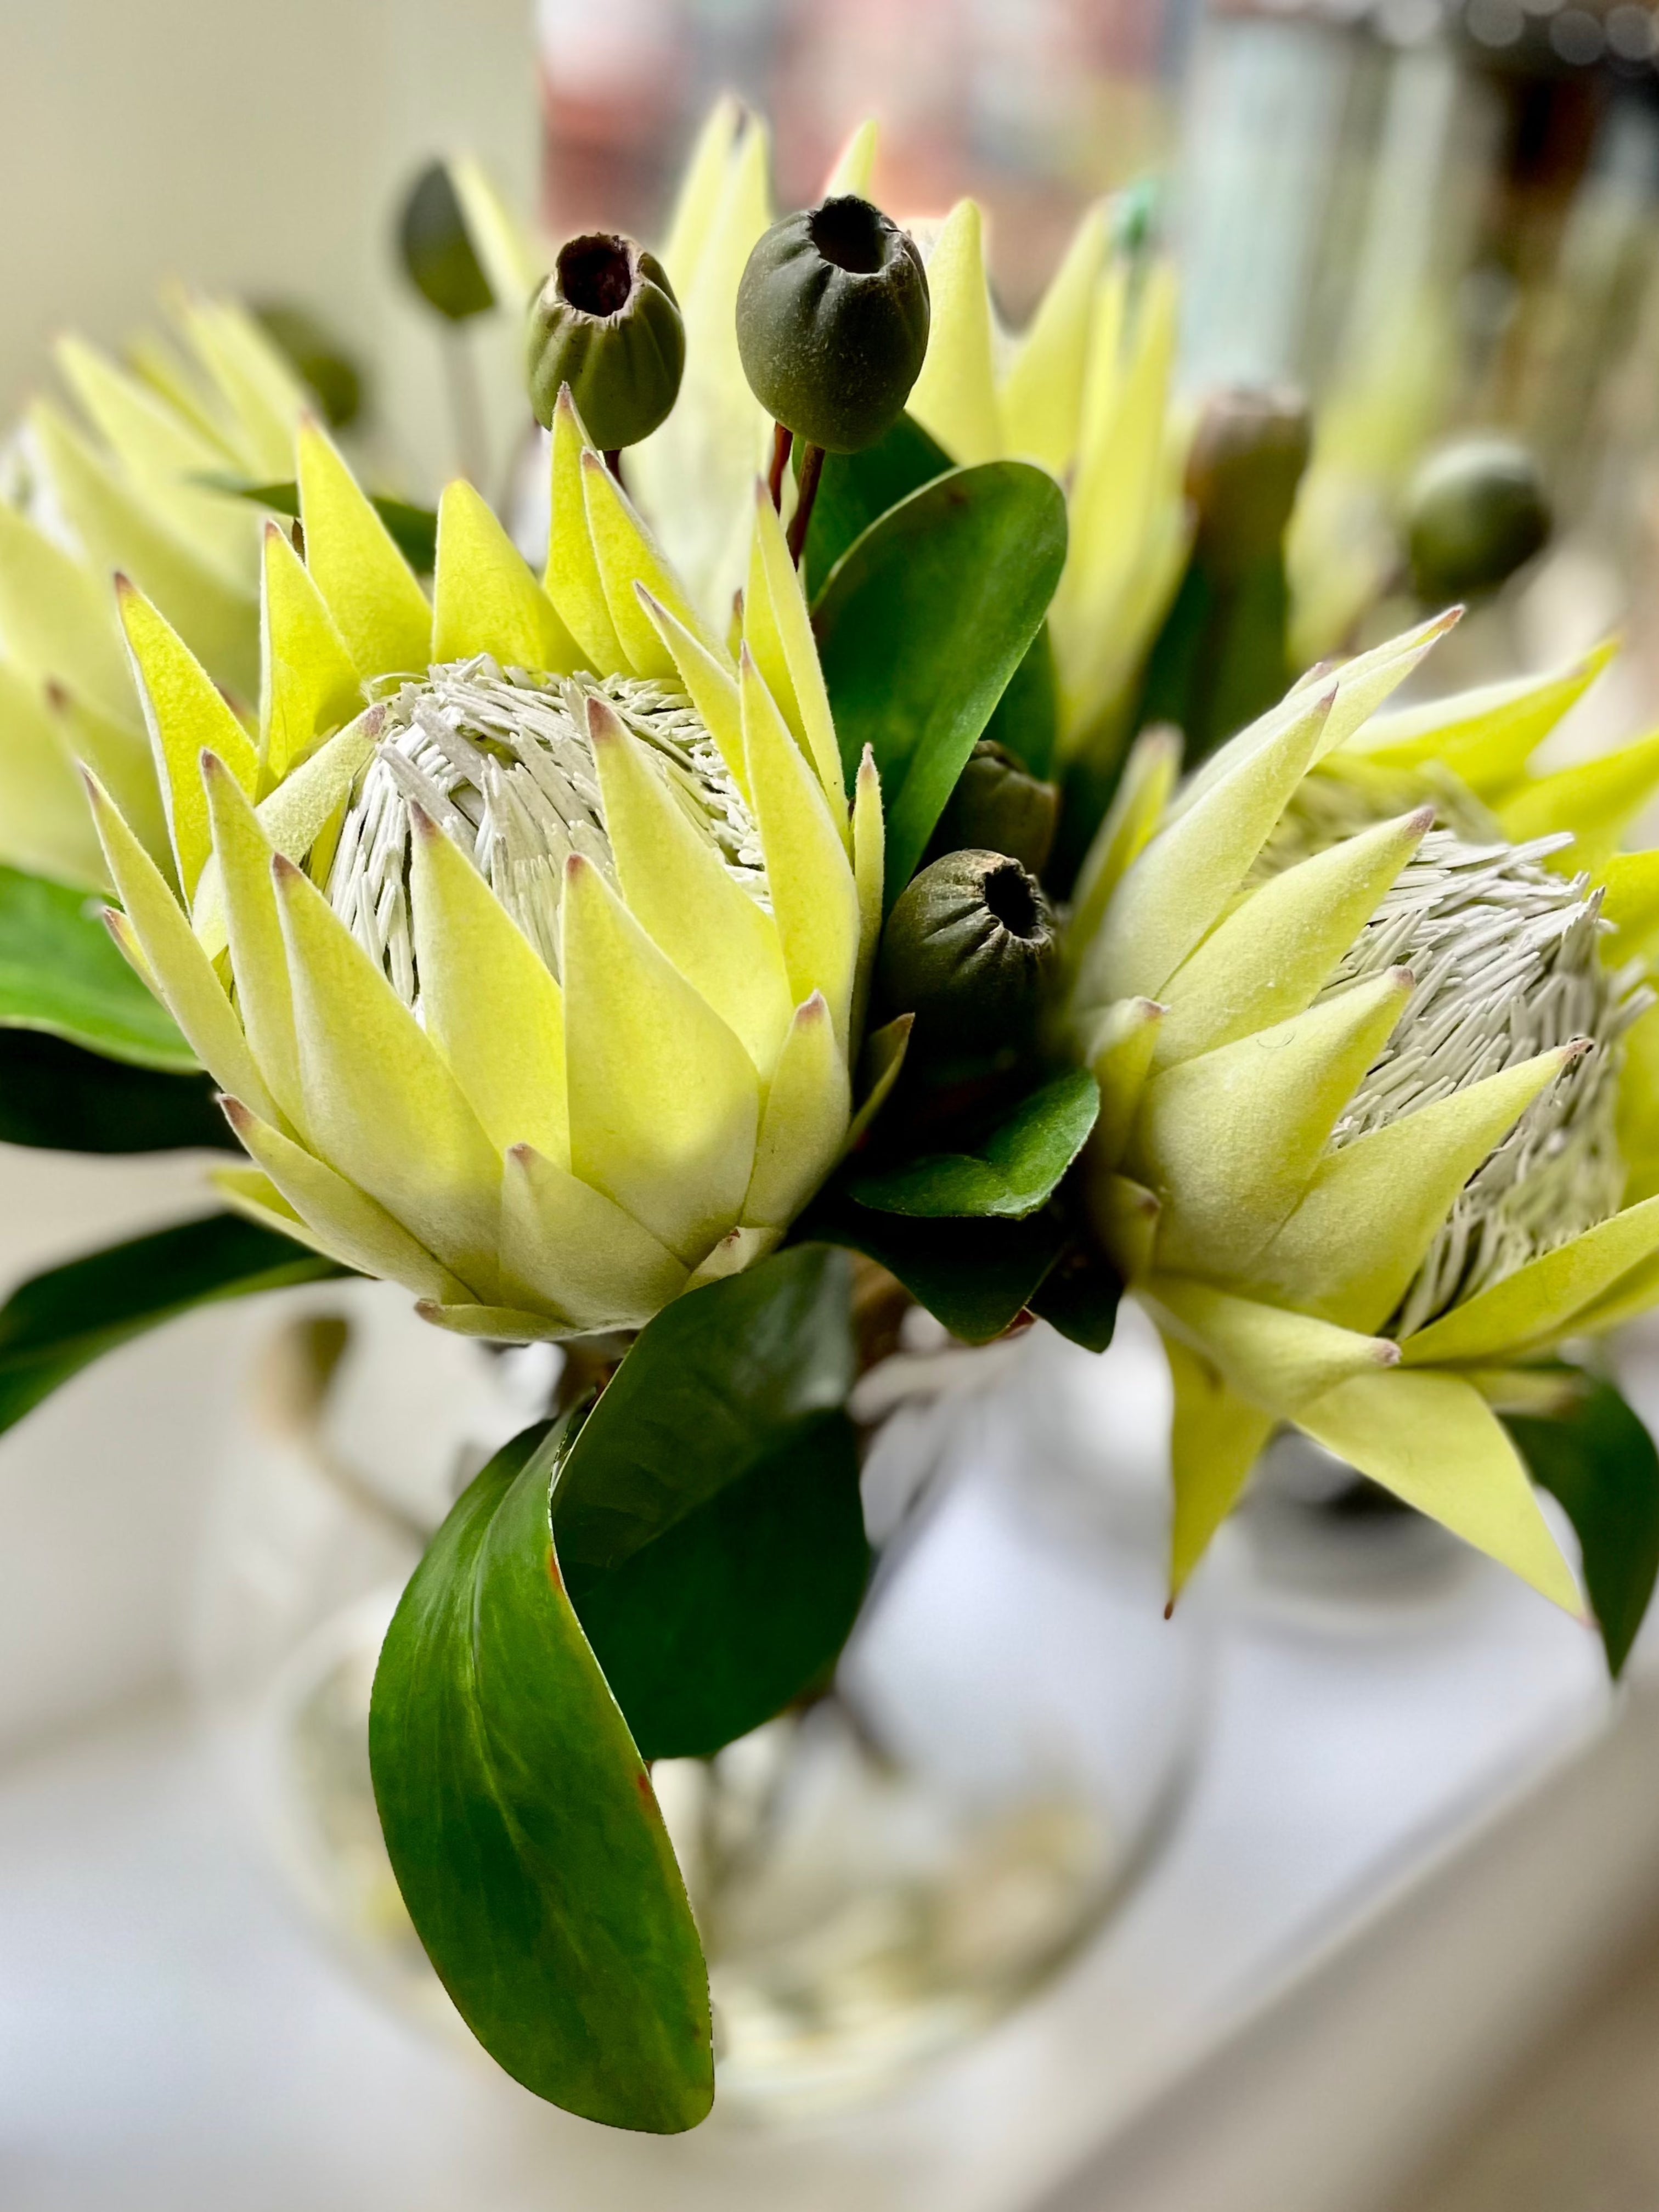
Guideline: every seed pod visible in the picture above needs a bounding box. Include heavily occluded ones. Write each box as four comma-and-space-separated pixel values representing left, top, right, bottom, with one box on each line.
1406, 438, 1551, 603
1185, 386, 1312, 582
398, 161, 494, 323
933, 741, 1059, 876
878, 849, 1057, 1052
526, 233, 685, 448
736, 195, 930, 453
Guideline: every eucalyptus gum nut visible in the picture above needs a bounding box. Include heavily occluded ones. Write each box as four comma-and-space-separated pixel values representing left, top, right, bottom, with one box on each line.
1407, 438, 1551, 603
878, 849, 1057, 1051
527, 235, 685, 449
1185, 386, 1311, 581
736, 196, 930, 453
398, 161, 494, 322
933, 741, 1059, 875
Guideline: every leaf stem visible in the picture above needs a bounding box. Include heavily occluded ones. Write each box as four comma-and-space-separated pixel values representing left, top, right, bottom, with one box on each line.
786, 441, 825, 565
767, 421, 794, 511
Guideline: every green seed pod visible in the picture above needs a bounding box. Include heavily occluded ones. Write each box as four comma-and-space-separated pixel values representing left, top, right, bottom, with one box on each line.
736, 195, 930, 453
526, 233, 685, 449
933, 741, 1059, 876
397, 161, 494, 323
1406, 437, 1551, 603
878, 849, 1057, 1052
1185, 385, 1312, 582
252, 303, 366, 431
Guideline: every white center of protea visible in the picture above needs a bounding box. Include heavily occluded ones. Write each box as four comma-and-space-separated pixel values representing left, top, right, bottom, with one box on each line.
1312, 816, 1650, 1334
319, 655, 765, 1004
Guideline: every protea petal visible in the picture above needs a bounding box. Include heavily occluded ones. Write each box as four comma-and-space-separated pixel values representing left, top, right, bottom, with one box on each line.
637, 585, 747, 798
296, 420, 431, 676
499, 1142, 689, 1331
1498, 727, 1659, 871
744, 992, 849, 1229
999, 201, 1109, 477
1352, 639, 1617, 799
1087, 995, 1163, 1169
580, 448, 721, 676
907, 199, 1003, 467
118, 579, 258, 898
1165, 1335, 1276, 1601
742, 484, 845, 813
431, 480, 579, 675
544, 389, 625, 670
258, 520, 362, 787
0, 666, 109, 890
202, 751, 306, 1133
1149, 1274, 1399, 1418
0, 501, 133, 722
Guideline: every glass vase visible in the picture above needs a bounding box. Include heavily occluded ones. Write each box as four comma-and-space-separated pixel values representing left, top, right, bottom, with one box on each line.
189, 1277, 1207, 2118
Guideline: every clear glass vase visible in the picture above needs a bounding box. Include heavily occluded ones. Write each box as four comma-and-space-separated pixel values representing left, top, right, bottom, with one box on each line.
189, 1278, 1208, 2118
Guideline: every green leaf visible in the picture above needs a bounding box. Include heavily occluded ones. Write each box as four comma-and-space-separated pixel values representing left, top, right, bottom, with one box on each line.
1028, 1241, 1121, 1353
369, 1418, 713, 2132
815, 461, 1068, 901
801, 411, 952, 599
0, 1028, 236, 1153
194, 475, 439, 572
0, 1212, 344, 1438
845, 1068, 1098, 1221
800, 1191, 1067, 1344
983, 622, 1059, 780
1506, 1374, 1659, 1678
555, 1244, 866, 1759
0, 864, 196, 1071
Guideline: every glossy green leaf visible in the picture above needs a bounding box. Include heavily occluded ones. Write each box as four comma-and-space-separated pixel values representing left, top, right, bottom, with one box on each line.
0, 1028, 235, 1153
370, 1418, 713, 2132
555, 1243, 866, 1759
815, 462, 1068, 901
196, 475, 439, 573
846, 1067, 1099, 1220
0, 864, 195, 1071
801, 411, 951, 600
0, 1212, 343, 1438
800, 1190, 1067, 1344
1506, 1374, 1659, 1678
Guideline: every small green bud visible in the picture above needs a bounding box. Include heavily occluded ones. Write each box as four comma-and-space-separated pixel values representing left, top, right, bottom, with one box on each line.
878, 849, 1057, 1052
252, 303, 365, 431
1186, 386, 1311, 582
526, 233, 685, 449
933, 741, 1059, 876
1406, 437, 1551, 603
736, 195, 930, 453
397, 161, 494, 323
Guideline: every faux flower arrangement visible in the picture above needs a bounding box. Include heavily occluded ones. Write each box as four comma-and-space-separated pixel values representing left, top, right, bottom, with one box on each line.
1, 108, 1657, 2135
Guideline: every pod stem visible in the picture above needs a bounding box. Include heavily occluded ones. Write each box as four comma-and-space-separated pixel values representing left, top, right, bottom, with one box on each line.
768, 421, 794, 510
787, 442, 825, 565
603, 448, 624, 484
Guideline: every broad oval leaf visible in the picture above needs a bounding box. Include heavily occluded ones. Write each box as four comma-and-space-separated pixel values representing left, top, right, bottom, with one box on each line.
800, 1190, 1068, 1344
370, 1418, 713, 2132
845, 1068, 1099, 1221
0, 1211, 343, 1438
0, 864, 196, 1071
554, 1243, 866, 1759
815, 462, 1068, 901
1506, 1374, 1659, 1678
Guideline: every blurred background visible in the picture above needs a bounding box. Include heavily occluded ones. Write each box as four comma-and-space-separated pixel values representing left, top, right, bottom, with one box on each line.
9, 3, 1659, 2209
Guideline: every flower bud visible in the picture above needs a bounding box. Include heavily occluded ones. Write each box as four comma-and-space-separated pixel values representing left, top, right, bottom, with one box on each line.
397, 161, 494, 323
1185, 386, 1312, 581
736, 195, 930, 453
526, 233, 685, 448
878, 849, 1057, 1052
932, 741, 1059, 876
1406, 437, 1550, 603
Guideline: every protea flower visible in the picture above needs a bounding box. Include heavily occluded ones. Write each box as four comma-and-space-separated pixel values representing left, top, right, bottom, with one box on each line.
0, 292, 311, 890
89, 400, 882, 1339
1066, 614, 1659, 1611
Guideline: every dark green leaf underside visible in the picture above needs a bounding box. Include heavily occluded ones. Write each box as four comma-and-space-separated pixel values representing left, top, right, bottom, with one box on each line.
800, 1193, 1068, 1344
0, 865, 195, 1071
1507, 1375, 1659, 1678
554, 1244, 866, 1759
0, 1212, 344, 1439
0, 1028, 236, 1153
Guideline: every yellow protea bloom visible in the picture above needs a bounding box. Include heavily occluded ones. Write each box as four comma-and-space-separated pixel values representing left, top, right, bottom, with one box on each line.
1066, 615, 1659, 1613
0, 292, 311, 890
88, 398, 882, 1342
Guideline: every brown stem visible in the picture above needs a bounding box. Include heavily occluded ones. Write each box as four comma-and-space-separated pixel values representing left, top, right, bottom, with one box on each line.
603, 448, 624, 484
767, 421, 794, 510
786, 442, 825, 565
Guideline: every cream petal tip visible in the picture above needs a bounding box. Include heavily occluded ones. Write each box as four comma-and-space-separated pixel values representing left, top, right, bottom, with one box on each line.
584, 692, 625, 744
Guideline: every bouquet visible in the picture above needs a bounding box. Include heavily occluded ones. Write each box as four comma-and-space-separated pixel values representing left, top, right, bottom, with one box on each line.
0, 105, 1656, 2134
